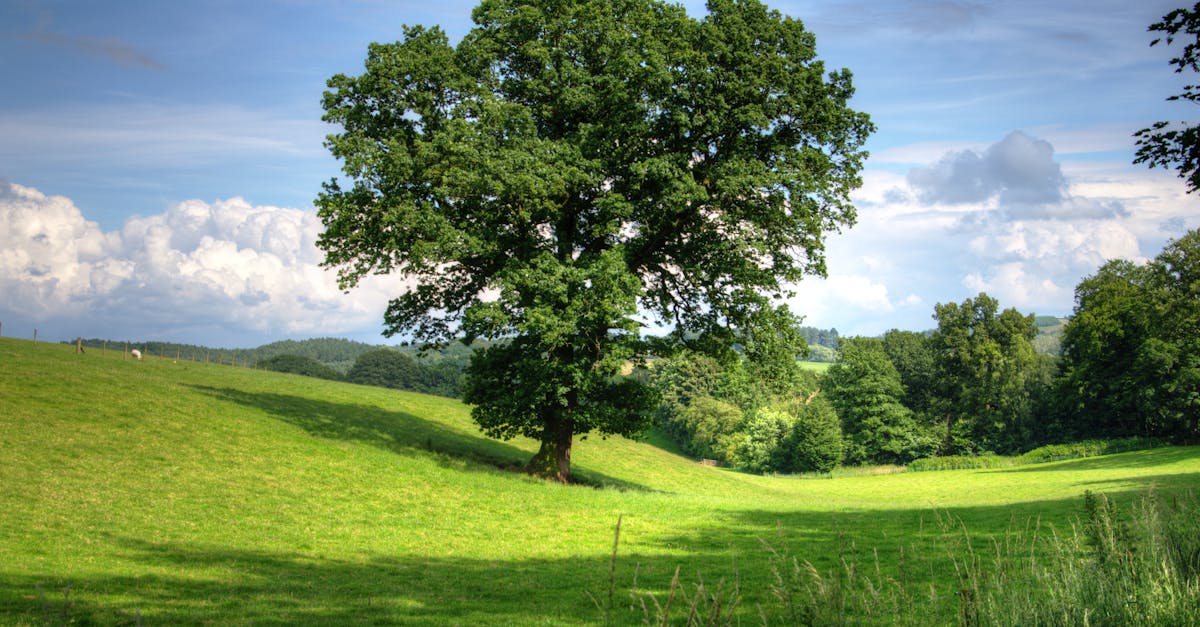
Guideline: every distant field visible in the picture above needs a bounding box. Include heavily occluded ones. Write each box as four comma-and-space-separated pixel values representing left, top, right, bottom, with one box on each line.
2, 337, 1197, 624
798, 359, 833, 372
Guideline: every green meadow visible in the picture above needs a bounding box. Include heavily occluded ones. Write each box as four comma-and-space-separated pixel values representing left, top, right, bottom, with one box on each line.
1, 337, 1198, 625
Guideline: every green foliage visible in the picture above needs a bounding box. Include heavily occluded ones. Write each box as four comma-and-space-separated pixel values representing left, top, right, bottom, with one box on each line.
1018, 437, 1166, 464
1059, 230, 1200, 442
785, 397, 844, 473
315, 0, 872, 479
880, 329, 938, 418
906, 454, 1020, 472
1033, 315, 1064, 328
650, 350, 724, 413
798, 326, 840, 350
732, 398, 843, 474
928, 293, 1041, 455
672, 396, 744, 462
257, 354, 343, 381
1032, 318, 1065, 356
907, 437, 1169, 471
824, 337, 935, 465
253, 337, 380, 367
77, 336, 432, 377
1135, 4, 1200, 192
731, 405, 795, 473
346, 349, 422, 390
651, 347, 832, 471
342, 346, 467, 398
805, 343, 838, 363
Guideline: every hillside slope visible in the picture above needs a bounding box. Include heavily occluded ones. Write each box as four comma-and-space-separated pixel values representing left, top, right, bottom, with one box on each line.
2, 338, 1197, 624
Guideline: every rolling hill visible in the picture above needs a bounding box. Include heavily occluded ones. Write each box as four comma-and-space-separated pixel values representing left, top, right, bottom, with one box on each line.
2, 337, 1196, 624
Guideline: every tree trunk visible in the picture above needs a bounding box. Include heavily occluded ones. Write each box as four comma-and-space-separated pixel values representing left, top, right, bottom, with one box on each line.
943, 412, 954, 455
525, 414, 575, 483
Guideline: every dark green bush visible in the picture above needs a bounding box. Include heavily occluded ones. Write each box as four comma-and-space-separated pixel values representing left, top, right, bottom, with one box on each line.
258, 354, 343, 381
346, 349, 421, 390
1019, 437, 1165, 464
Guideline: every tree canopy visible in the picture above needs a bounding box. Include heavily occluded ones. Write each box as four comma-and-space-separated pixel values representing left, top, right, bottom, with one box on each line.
316, 0, 873, 481
1059, 230, 1200, 442
824, 337, 932, 465
928, 293, 1039, 454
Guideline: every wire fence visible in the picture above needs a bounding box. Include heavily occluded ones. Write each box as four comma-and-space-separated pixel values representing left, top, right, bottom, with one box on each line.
0, 321, 260, 369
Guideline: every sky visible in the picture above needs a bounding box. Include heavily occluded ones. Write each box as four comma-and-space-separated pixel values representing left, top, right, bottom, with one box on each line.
1, 0, 1197, 348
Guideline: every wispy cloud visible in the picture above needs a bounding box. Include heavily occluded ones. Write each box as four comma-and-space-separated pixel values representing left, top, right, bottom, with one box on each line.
6, 8, 167, 71
0, 103, 326, 168
21, 28, 166, 70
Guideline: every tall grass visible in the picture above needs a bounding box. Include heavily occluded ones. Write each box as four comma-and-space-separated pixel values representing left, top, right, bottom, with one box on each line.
596, 489, 1200, 625
970, 489, 1200, 625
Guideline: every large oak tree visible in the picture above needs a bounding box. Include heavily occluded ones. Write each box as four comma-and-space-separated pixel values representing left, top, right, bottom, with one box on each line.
316, 0, 873, 481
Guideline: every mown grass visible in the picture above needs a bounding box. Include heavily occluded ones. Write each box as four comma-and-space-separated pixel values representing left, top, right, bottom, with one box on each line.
1, 337, 1198, 624
796, 360, 833, 373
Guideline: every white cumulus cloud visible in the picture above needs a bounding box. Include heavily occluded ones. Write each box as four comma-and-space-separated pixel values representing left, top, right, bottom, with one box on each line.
783, 129, 1198, 334
0, 181, 406, 345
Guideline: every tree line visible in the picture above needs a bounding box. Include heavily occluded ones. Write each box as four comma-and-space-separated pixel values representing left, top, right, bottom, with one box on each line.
648, 230, 1199, 474
73, 336, 474, 399
263, 348, 466, 398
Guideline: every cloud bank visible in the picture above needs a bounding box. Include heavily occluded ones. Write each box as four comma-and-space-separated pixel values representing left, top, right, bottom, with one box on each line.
3, 125, 1195, 346
787, 129, 1196, 336
0, 181, 403, 346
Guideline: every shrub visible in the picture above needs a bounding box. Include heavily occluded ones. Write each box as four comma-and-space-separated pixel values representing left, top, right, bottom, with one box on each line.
258, 354, 343, 381
346, 349, 421, 390
906, 454, 1019, 472
730, 398, 843, 474
674, 396, 744, 463
731, 406, 794, 473
1019, 437, 1165, 464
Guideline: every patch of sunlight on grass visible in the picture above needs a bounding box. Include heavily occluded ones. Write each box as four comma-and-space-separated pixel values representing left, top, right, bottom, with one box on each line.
2, 337, 1198, 625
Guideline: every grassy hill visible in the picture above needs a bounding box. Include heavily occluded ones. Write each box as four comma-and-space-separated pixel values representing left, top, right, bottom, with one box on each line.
2, 337, 1198, 624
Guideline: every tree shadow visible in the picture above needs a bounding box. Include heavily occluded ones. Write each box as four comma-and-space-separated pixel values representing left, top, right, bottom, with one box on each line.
0, 535, 617, 625
186, 385, 652, 492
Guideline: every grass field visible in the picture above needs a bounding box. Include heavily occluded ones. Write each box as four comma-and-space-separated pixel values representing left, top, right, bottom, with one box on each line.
1, 337, 1197, 624
797, 360, 833, 373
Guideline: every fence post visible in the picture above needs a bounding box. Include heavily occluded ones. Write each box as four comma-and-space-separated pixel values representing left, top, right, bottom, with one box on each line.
33, 328, 37, 345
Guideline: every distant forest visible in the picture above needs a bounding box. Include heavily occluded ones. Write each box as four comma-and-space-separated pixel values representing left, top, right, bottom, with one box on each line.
73, 321, 1063, 399
74, 336, 484, 399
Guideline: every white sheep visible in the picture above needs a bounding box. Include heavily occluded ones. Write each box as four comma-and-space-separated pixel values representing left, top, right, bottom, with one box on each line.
131, 349, 142, 360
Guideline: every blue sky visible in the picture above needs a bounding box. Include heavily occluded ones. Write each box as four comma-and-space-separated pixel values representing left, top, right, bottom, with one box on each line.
1, 0, 1197, 347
